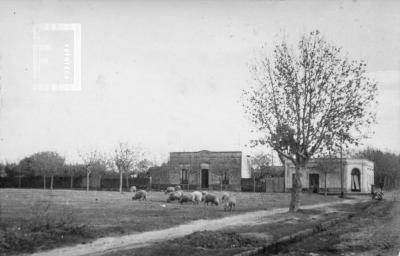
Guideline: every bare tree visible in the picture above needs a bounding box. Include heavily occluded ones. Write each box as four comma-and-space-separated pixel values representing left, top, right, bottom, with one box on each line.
248, 153, 271, 192
30, 151, 65, 191
114, 143, 143, 193
250, 153, 271, 171
212, 167, 229, 191
136, 158, 153, 173
79, 150, 108, 192
64, 163, 86, 189
243, 30, 378, 211
314, 155, 338, 196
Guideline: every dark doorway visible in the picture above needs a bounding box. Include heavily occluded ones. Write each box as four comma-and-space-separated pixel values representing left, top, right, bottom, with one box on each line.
309, 174, 319, 193
351, 168, 361, 192
201, 169, 209, 188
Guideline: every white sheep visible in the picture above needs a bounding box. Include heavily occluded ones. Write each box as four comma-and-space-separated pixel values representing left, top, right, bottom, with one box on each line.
221, 192, 230, 202
132, 190, 147, 201
165, 186, 175, 194
192, 191, 202, 204
179, 193, 194, 204
130, 186, 137, 193
223, 196, 236, 211
203, 193, 219, 206
166, 191, 183, 203
201, 191, 208, 201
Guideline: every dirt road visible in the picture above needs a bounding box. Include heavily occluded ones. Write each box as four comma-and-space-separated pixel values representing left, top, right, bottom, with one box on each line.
26, 199, 359, 256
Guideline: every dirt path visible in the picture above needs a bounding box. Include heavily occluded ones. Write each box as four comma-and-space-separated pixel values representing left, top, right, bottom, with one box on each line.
261, 199, 400, 256
27, 199, 358, 256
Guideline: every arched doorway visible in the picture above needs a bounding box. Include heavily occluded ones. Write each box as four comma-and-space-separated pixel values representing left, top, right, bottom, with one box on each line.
351, 168, 361, 192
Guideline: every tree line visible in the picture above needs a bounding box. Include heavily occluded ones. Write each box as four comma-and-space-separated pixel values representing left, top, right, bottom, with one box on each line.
1, 143, 153, 193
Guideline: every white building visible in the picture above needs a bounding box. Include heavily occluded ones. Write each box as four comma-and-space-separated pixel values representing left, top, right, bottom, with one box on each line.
284, 158, 374, 193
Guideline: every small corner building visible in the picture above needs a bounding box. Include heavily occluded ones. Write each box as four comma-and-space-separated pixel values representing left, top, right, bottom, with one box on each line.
149, 150, 251, 191
284, 158, 374, 194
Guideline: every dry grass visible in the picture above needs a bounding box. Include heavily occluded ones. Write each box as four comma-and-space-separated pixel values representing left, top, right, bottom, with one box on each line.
0, 188, 343, 254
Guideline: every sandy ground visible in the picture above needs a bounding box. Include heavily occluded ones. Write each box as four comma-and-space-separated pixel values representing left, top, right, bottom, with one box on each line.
26, 199, 360, 256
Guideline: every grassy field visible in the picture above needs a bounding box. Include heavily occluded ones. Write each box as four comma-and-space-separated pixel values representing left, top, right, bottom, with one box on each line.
113, 200, 385, 256
0, 188, 343, 254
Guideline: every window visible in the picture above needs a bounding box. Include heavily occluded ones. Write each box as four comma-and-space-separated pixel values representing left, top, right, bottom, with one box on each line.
181, 169, 188, 184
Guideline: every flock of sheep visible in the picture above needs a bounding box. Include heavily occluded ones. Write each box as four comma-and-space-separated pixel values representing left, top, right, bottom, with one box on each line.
130, 185, 236, 211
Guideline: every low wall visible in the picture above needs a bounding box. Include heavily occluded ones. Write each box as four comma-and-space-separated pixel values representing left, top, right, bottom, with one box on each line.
0, 176, 149, 191
150, 183, 241, 192
0, 176, 83, 189
241, 177, 285, 192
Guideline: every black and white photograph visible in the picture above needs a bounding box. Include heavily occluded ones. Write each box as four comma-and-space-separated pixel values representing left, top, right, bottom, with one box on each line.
0, 0, 399, 255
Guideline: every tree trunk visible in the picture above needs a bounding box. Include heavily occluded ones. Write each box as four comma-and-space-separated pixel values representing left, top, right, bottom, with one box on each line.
43, 175, 46, 190
86, 171, 90, 192
70, 175, 74, 189
50, 175, 54, 191
289, 165, 302, 212
119, 170, 123, 193
324, 171, 327, 197
126, 172, 129, 191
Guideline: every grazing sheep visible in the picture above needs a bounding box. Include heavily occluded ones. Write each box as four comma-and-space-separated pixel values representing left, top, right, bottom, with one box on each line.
192, 191, 202, 204
166, 191, 183, 203
223, 197, 236, 211
175, 185, 182, 191
179, 193, 194, 204
204, 193, 219, 206
132, 190, 147, 201
201, 191, 208, 201
165, 186, 175, 194
221, 192, 230, 202
130, 186, 137, 193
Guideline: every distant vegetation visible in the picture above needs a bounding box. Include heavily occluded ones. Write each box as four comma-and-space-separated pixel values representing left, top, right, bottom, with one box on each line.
354, 147, 400, 190
0, 145, 154, 191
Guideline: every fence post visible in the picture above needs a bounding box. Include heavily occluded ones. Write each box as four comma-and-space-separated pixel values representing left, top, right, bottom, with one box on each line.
265, 179, 267, 193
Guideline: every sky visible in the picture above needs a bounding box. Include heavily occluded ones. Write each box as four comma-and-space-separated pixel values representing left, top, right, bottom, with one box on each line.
0, 0, 399, 164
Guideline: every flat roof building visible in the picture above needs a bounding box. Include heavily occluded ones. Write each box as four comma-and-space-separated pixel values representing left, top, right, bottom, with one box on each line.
149, 150, 251, 191
284, 158, 374, 194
